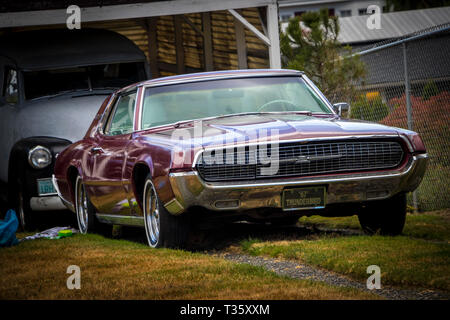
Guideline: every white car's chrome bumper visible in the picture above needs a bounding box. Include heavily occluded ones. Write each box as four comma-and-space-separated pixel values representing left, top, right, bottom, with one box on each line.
30, 195, 66, 211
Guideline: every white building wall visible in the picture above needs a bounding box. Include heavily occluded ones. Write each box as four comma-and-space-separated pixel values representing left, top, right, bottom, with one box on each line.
279, 0, 386, 21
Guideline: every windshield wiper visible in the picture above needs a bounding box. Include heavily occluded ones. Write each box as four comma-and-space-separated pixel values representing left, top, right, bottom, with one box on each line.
159, 111, 324, 130
211, 110, 317, 120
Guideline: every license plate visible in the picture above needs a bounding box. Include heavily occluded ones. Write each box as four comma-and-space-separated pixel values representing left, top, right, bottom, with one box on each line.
37, 178, 57, 196
282, 186, 326, 210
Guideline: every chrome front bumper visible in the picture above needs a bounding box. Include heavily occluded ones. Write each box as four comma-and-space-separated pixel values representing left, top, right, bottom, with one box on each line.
30, 195, 66, 211
165, 153, 428, 215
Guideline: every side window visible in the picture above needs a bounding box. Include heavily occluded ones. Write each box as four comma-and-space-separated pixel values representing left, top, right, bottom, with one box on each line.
3, 67, 18, 104
105, 91, 137, 135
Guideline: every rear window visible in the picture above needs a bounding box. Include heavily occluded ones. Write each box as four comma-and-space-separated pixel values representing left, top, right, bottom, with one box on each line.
23, 62, 146, 100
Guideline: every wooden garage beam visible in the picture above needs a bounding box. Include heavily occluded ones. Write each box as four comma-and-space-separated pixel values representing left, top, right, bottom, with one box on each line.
229, 6, 281, 69
228, 9, 270, 46
0, 0, 277, 28
202, 12, 214, 71
158, 62, 202, 74
173, 15, 186, 74
182, 15, 203, 37
267, 4, 281, 69
146, 17, 159, 79
233, 12, 248, 69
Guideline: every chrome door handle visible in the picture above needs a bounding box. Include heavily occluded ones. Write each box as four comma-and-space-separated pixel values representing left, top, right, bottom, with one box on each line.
90, 147, 104, 154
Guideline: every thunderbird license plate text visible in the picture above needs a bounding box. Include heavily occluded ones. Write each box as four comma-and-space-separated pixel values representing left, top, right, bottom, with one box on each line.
282, 186, 326, 210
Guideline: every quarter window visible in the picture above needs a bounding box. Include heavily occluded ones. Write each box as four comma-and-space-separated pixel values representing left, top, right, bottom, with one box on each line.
3, 67, 18, 104
105, 91, 137, 135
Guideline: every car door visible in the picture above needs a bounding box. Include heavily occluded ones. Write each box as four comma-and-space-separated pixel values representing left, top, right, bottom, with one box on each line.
88, 90, 137, 215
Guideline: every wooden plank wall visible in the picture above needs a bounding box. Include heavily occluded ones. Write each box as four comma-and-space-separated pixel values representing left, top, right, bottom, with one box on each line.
1, 7, 270, 78
87, 8, 269, 77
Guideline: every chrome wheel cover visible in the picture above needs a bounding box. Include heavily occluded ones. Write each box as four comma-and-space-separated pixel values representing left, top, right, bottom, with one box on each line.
143, 180, 160, 247
75, 177, 89, 234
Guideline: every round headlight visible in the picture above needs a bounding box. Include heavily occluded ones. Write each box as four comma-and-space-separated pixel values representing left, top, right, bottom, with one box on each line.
28, 146, 52, 169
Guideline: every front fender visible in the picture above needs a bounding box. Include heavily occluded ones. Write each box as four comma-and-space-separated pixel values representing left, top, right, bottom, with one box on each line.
8, 136, 72, 200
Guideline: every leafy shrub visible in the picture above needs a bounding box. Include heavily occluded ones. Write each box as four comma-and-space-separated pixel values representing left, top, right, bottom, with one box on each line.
382, 91, 450, 210
422, 80, 439, 100
350, 95, 389, 122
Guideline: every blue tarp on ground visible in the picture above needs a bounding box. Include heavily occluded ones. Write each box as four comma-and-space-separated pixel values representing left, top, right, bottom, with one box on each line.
0, 209, 19, 247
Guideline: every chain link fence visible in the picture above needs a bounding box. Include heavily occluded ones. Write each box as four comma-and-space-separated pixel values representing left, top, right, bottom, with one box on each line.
347, 24, 450, 212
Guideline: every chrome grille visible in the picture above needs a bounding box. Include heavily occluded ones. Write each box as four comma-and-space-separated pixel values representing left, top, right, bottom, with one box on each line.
196, 140, 405, 182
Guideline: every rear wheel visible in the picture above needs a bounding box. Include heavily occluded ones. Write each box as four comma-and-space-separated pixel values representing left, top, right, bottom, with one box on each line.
75, 175, 111, 236
358, 193, 407, 236
143, 175, 189, 248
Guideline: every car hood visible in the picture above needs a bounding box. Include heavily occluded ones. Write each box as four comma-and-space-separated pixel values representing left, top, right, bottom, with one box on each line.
15, 91, 111, 143
139, 113, 402, 149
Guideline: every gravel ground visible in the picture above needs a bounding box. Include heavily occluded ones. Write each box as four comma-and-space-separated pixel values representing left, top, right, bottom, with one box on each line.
212, 252, 450, 300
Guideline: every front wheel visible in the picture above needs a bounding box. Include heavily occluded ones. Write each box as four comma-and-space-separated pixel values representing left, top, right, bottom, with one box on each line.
143, 175, 189, 248
358, 193, 407, 236
75, 175, 111, 236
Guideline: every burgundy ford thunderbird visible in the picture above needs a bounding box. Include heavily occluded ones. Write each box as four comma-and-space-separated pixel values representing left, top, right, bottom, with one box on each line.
53, 69, 428, 248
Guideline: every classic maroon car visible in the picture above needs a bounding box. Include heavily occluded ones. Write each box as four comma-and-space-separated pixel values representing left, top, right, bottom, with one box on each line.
53, 69, 428, 248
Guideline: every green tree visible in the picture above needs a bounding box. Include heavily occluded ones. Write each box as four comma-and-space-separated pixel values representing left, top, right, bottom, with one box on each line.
350, 95, 389, 122
280, 9, 366, 103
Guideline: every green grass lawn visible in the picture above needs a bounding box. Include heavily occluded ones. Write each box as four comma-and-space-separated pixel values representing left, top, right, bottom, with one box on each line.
298, 209, 450, 242
240, 236, 450, 291
0, 233, 378, 300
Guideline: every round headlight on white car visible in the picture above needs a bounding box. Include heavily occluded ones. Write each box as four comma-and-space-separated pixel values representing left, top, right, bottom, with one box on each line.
28, 146, 52, 169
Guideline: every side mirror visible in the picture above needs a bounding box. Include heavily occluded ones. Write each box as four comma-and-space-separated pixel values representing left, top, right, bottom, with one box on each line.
333, 102, 350, 117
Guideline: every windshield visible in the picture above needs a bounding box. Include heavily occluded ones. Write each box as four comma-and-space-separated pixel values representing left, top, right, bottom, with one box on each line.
141, 76, 332, 129
24, 62, 146, 100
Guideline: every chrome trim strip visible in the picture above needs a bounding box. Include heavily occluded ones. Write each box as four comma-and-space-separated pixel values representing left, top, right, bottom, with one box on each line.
51, 174, 61, 197
136, 85, 145, 131
61, 197, 75, 213
139, 70, 303, 89
96, 213, 145, 227
52, 174, 74, 212
302, 74, 335, 113
97, 92, 117, 135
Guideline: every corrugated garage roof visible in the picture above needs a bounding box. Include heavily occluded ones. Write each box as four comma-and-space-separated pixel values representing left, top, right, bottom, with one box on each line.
338, 6, 450, 44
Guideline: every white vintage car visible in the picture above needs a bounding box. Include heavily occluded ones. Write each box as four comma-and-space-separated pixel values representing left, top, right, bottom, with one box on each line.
0, 28, 149, 230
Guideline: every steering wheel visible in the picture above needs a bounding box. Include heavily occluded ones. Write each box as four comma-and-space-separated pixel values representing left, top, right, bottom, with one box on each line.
257, 99, 298, 112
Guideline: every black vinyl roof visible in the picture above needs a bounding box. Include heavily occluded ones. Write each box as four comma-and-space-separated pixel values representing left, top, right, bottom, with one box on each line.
0, 28, 147, 70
